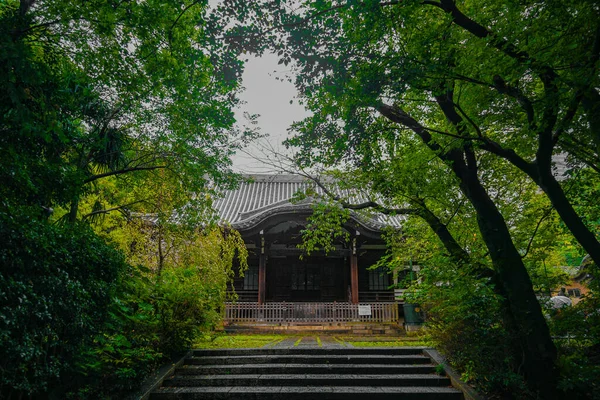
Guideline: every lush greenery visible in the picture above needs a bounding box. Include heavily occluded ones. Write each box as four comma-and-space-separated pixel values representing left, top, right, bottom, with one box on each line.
0, 208, 126, 397
0, 0, 251, 398
212, 0, 600, 398
2, 0, 599, 398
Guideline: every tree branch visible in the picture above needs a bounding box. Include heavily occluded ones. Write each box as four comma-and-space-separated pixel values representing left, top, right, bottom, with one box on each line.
82, 200, 146, 220
299, 172, 417, 216
520, 207, 554, 259
553, 90, 584, 144
83, 165, 166, 184
19, 0, 35, 17
376, 102, 450, 160
492, 75, 535, 129
432, 0, 558, 83
168, 0, 202, 46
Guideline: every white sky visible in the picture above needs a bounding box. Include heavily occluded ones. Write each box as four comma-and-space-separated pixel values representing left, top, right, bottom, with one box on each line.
206, 0, 309, 173
231, 54, 310, 173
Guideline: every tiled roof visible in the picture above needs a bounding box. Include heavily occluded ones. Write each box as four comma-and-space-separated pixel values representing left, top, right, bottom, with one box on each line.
213, 174, 404, 232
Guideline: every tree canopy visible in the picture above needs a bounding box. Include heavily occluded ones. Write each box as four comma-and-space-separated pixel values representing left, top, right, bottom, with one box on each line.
214, 0, 600, 397
0, 1, 251, 397
2, 0, 599, 398
1, 0, 254, 219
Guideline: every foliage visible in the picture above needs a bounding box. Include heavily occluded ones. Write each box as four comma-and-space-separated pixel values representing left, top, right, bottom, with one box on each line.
410, 262, 530, 396
0, 1, 253, 397
0, 208, 125, 398
298, 200, 351, 255
214, 1, 600, 393
565, 168, 600, 239
61, 225, 247, 399
549, 263, 600, 399
383, 197, 579, 397
0, 0, 250, 219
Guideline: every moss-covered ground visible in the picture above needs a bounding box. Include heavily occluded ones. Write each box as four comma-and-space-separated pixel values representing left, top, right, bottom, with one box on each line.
193, 334, 287, 348
192, 333, 429, 348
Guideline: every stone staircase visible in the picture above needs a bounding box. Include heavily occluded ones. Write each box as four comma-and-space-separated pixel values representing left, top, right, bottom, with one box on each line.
150, 347, 463, 399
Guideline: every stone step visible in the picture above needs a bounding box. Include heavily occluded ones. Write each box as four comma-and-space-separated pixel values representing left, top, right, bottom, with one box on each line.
192, 347, 423, 357
150, 386, 463, 400
185, 354, 431, 366
162, 373, 451, 387
175, 363, 437, 375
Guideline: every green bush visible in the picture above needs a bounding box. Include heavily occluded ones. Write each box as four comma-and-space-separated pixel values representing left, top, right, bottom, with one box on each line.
68, 263, 227, 398
0, 208, 125, 398
411, 265, 530, 396
0, 205, 241, 399
549, 264, 600, 399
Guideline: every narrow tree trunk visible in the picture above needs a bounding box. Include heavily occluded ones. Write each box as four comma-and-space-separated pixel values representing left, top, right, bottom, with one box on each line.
534, 166, 600, 266
68, 197, 79, 223
415, 201, 472, 264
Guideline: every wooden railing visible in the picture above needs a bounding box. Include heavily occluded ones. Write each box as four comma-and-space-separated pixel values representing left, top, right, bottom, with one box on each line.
224, 302, 399, 323
359, 291, 395, 302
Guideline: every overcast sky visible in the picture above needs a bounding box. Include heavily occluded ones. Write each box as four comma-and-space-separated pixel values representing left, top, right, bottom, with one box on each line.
205, 0, 309, 173
231, 53, 310, 173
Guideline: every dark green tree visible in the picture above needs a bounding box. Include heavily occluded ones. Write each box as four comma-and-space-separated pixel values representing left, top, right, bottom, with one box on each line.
213, 1, 600, 396
1, 0, 251, 220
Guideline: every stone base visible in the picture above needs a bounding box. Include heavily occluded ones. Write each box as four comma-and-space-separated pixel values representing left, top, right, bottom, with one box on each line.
404, 323, 424, 333
224, 321, 405, 336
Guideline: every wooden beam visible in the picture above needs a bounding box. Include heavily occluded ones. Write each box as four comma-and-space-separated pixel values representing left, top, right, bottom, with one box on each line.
258, 253, 266, 304
258, 234, 266, 304
350, 254, 359, 304
350, 237, 359, 304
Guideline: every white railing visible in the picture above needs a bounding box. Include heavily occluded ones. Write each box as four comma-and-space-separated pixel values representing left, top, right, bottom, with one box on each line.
224, 302, 399, 323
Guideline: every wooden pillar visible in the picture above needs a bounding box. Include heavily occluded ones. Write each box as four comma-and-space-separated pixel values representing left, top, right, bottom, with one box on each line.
350, 236, 359, 304
258, 233, 266, 304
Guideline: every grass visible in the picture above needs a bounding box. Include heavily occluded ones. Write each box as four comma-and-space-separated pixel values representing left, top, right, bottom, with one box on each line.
192, 333, 429, 349
343, 340, 428, 347
193, 333, 286, 349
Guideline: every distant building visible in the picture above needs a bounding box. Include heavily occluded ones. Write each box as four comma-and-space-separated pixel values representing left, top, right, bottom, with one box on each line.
214, 174, 404, 304
214, 174, 405, 328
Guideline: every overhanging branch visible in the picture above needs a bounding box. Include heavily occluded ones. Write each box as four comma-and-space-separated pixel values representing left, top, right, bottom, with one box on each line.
83, 165, 166, 184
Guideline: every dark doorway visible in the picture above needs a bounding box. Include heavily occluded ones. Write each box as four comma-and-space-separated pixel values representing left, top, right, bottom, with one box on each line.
266, 255, 346, 302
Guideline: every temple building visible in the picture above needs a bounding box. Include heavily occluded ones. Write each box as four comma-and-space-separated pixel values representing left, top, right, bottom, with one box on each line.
214, 174, 408, 327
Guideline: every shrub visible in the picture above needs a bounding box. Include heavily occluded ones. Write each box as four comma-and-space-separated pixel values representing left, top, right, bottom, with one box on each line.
410, 265, 530, 396
65, 227, 243, 398
550, 263, 600, 399
0, 208, 125, 398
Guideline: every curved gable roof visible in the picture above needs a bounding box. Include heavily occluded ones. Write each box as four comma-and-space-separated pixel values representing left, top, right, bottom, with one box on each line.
213, 174, 404, 232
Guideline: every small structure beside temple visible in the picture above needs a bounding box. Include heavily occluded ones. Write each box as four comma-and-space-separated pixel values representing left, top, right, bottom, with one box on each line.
214, 174, 407, 329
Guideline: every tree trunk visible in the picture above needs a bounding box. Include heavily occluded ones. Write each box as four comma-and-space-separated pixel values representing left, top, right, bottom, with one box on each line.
415, 201, 472, 264
450, 152, 559, 399
377, 102, 559, 396
536, 168, 600, 265
68, 197, 79, 223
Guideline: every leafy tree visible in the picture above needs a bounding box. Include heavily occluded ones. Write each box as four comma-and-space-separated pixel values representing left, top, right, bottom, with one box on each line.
292, 155, 572, 397
0, 0, 254, 397
213, 1, 600, 396
1, 0, 251, 220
